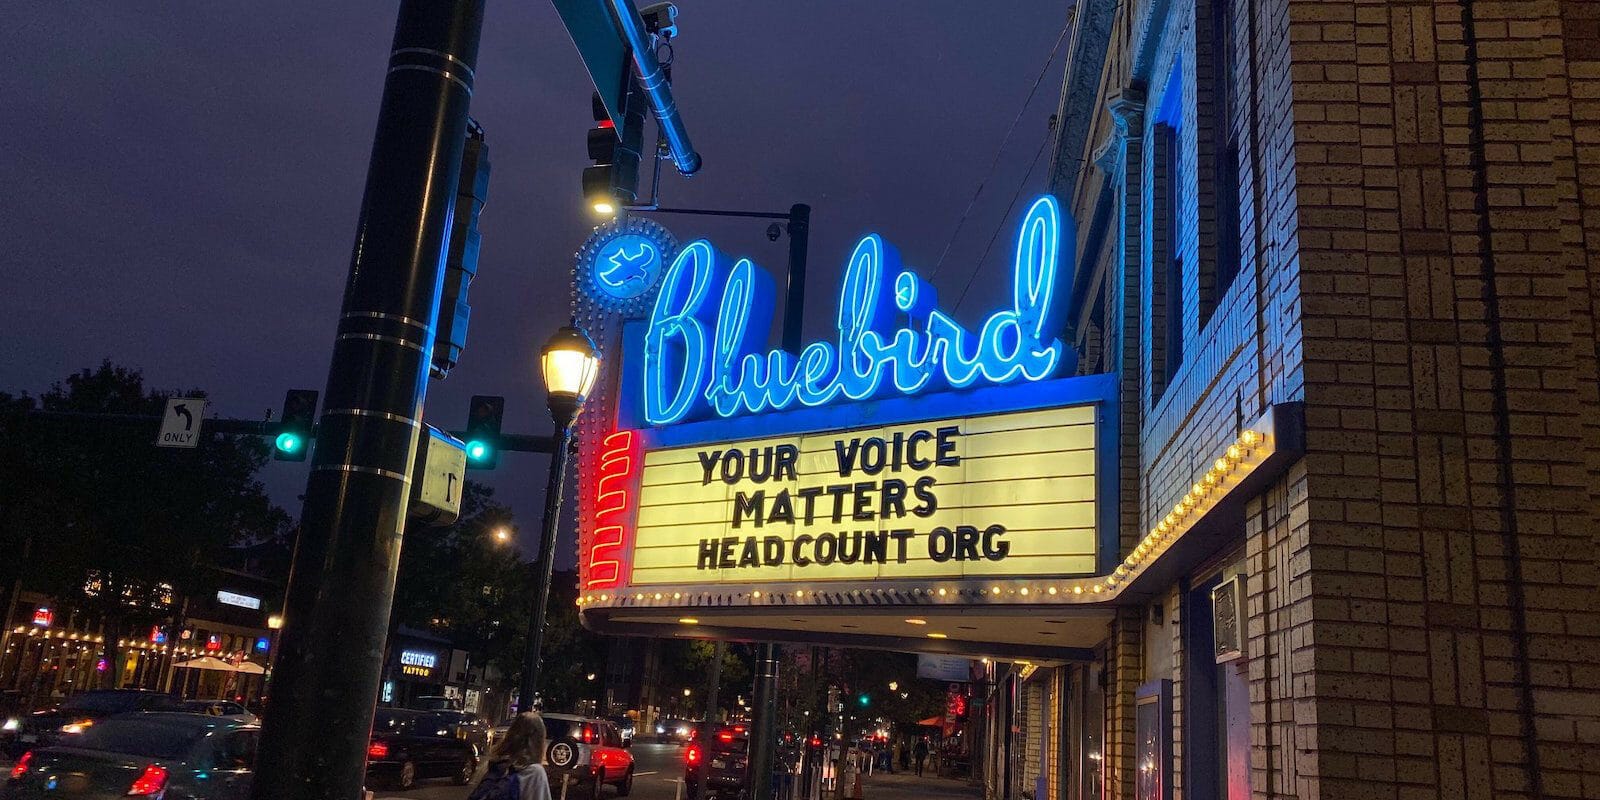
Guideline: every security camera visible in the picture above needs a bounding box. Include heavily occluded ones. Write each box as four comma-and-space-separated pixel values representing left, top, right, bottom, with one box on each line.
641, 3, 678, 38
766, 222, 783, 242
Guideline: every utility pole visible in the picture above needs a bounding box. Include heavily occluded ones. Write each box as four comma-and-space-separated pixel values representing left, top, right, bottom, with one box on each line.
249, 2, 484, 799
748, 203, 809, 800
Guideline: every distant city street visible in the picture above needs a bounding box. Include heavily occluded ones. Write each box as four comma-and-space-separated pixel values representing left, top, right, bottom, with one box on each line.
378, 743, 685, 800
5, 1, 1600, 799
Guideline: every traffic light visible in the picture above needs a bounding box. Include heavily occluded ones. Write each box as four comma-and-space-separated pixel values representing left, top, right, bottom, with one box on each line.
273, 389, 318, 461
858, 694, 870, 707
432, 119, 490, 380
464, 395, 505, 469
582, 88, 643, 215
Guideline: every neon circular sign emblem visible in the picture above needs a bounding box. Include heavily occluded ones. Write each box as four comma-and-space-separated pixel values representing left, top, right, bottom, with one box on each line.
576, 217, 679, 315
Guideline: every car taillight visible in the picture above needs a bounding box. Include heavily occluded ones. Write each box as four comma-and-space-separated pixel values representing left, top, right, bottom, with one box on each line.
717, 731, 734, 743
10, 751, 32, 779
685, 744, 701, 765
127, 764, 168, 796
581, 725, 594, 743
367, 741, 390, 759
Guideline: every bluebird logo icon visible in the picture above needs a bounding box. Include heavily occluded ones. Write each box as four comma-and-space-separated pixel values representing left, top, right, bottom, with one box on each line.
598, 240, 659, 295
575, 218, 679, 314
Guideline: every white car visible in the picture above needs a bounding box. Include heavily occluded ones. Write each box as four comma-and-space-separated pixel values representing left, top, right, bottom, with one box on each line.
181, 699, 259, 725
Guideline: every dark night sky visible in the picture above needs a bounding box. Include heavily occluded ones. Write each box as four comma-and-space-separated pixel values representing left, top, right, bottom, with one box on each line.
1, 2, 1068, 565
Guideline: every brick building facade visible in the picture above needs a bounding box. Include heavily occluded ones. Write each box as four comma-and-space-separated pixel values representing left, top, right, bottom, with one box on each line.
1027, 0, 1600, 798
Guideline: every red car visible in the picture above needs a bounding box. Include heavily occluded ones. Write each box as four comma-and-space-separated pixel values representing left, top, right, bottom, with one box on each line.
541, 714, 635, 797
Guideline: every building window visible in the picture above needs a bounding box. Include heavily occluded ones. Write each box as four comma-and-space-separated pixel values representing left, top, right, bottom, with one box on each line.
1208, 0, 1242, 317
1150, 119, 1183, 400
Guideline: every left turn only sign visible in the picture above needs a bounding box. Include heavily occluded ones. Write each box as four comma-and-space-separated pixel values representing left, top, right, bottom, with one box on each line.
156, 397, 206, 448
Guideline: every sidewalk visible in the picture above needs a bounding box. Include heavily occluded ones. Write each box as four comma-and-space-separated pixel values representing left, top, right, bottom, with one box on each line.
854, 770, 981, 800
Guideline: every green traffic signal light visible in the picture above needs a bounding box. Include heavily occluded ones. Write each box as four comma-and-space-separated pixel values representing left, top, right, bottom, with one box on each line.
273, 389, 317, 462
858, 694, 869, 706
466, 439, 492, 463
274, 432, 303, 455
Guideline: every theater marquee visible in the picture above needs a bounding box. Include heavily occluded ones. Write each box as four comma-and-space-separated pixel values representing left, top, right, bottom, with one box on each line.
631, 403, 1099, 585
570, 195, 1132, 654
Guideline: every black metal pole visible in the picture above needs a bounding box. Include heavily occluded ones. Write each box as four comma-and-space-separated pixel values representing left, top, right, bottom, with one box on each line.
748, 645, 781, 800
249, 2, 483, 799
781, 204, 811, 353
518, 422, 576, 712
746, 203, 808, 800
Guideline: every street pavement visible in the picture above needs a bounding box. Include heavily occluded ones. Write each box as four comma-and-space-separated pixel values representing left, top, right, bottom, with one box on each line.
378, 741, 688, 800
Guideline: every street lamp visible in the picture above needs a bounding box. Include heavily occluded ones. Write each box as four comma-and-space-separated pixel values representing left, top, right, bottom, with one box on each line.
494, 526, 511, 544
888, 681, 898, 692
517, 325, 601, 713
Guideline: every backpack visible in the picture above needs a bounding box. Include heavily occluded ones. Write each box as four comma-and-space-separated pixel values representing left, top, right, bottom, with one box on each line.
468, 762, 522, 800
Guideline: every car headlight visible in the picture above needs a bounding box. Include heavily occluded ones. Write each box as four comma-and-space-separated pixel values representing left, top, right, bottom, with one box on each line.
2, 717, 18, 732
656, 725, 665, 734
61, 719, 94, 735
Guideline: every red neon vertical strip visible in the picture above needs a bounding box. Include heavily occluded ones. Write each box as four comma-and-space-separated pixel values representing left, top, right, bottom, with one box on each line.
585, 429, 638, 589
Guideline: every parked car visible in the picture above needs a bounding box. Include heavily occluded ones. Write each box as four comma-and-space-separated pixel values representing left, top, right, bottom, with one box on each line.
540, 714, 634, 797
181, 700, 259, 725
408, 695, 462, 712
605, 716, 635, 747
685, 724, 748, 799
4, 713, 257, 800
5, 689, 184, 756
365, 708, 479, 790
415, 709, 491, 758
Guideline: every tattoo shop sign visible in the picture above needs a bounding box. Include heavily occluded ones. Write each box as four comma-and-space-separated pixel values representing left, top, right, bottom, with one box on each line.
629, 404, 1097, 585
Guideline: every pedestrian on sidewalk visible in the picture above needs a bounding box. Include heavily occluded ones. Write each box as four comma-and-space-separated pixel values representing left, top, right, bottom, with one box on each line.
912, 737, 929, 777
471, 712, 553, 800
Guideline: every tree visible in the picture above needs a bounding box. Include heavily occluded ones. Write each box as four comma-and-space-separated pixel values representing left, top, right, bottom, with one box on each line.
389, 483, 610, 712
1, 362, 290, 687
654, 639, 753, 719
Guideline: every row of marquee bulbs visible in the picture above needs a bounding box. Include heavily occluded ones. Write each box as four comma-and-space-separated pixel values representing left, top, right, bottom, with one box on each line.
1107, 428, 1265, 592
574, 429, 1265, 609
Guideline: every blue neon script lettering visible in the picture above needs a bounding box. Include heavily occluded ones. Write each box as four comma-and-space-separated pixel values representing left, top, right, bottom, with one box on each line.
644, 195, 1070, 425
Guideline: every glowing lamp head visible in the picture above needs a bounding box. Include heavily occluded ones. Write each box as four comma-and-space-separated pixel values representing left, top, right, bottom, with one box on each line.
273, 432, 303, 455
540, 325, 601, 426
465, 440, 492, 463
592, 201, 617, 216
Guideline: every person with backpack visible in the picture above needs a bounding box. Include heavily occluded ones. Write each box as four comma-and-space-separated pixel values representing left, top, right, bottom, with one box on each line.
471, 712, 554, 800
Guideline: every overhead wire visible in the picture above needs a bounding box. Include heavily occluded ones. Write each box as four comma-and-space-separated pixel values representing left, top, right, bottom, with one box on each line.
928, 20, 1071, 280
950, 132, 1052, 313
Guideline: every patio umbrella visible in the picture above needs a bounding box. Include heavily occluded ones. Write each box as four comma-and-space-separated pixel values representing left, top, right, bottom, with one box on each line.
173, 656, 237, 672
234, 661, 266, 674
916, 716, 943, 727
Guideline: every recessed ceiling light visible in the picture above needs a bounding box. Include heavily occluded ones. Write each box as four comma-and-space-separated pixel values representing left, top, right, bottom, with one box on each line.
904, 618, 927, 625
926, 632, 948, 639
842, 624, 858, 629
957, 625, 977, 631
678, 618, 699, 625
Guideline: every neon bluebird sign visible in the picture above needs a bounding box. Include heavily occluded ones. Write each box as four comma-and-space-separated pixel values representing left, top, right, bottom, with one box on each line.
643, 195, 1073, 425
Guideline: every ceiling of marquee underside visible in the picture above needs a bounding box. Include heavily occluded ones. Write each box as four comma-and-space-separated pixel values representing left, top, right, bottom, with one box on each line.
596, 605, 1115, 659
